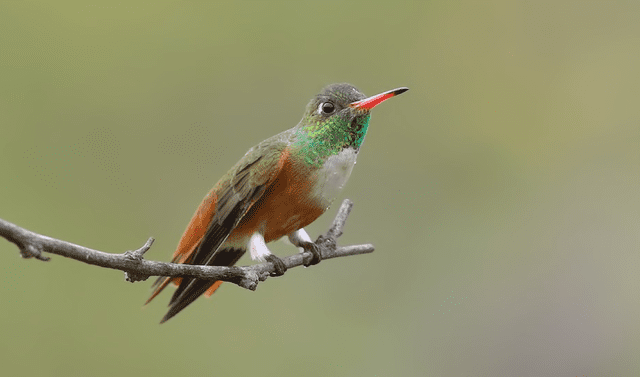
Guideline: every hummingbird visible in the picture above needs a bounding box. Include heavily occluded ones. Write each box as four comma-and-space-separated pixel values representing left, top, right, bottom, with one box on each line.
146, 83, 408, 323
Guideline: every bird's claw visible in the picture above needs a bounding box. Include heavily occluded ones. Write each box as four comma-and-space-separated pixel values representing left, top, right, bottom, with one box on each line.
301, 241, 322, 267
265, 254, 287, 276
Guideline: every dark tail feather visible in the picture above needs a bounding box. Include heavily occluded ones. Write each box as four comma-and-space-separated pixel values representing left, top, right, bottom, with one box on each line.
160, 247, 245, 323
145, 253, 195, 305
160, 280, 213, 323
145, 276, 173, 305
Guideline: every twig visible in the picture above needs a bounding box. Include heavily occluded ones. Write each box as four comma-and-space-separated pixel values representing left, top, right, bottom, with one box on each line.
0, 199, 374, 291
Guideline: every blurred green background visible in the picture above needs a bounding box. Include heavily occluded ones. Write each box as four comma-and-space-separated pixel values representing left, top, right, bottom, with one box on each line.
1, 1, 639, 376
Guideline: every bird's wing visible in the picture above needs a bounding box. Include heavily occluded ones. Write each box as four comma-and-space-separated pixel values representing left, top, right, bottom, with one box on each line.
146, 132, 292, 321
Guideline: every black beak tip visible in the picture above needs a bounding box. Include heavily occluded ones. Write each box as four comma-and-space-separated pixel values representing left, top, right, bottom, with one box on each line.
393, 87, 409, 96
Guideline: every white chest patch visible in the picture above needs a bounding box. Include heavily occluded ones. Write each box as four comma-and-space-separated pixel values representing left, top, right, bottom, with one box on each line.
313, 148, 358, 206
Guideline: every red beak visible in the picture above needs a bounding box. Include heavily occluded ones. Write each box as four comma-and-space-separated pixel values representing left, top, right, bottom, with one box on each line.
349, 87, 409, 110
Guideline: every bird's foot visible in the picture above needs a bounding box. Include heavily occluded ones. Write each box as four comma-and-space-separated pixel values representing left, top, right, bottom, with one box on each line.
300, 241, 322, 267
265, 254, 287, 276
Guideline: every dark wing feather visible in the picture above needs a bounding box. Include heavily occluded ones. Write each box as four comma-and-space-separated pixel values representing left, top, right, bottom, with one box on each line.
159, 133, 291, 322
168, 180, 265, 306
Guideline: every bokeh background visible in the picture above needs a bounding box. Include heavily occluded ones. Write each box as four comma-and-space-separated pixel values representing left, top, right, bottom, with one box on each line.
1, 1, 639, 376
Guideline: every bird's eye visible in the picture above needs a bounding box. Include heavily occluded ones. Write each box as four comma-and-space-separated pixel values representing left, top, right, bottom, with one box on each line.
319, 102, 336, 114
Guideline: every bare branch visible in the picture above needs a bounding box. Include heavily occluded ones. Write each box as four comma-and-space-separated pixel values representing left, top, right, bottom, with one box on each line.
0, 199, 374, 291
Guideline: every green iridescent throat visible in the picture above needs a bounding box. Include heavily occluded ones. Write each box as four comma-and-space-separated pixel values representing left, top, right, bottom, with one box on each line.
294, 114, 371, 167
